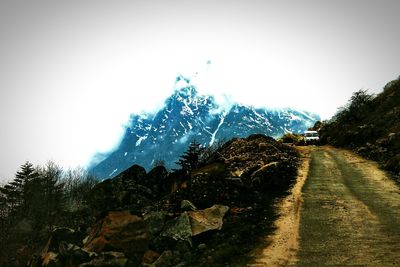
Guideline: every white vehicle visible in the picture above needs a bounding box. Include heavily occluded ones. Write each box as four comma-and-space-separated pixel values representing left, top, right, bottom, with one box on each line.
304, 130, 320, 144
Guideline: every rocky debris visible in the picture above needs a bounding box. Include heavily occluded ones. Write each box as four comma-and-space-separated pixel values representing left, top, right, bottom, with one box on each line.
28, 228, 90, 267
217, 134, 298, 187
88, 164, 170, 218
163, 135, 298, 213
29, 134, 300, 267
83, 210, 150, 257
88, 178, 152, 218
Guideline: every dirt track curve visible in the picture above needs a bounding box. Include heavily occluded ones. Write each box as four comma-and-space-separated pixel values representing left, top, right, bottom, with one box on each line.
249, 146, 400, 266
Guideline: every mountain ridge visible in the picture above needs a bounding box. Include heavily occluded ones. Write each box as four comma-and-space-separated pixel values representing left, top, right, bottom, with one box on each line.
90, 77, 320, 179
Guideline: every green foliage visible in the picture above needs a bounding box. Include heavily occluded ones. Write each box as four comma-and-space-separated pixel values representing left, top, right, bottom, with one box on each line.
0, 162, 38, 219
176, 140, 204, 172
320, 78, 400, 178
0, 162, 98, 266
332, 89, 374, 123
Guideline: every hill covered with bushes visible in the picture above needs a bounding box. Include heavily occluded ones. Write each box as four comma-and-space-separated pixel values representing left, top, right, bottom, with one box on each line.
319, 77, 400, 177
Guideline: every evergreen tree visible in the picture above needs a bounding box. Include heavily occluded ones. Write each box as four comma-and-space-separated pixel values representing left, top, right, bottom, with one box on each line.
176, 140, 203, 172
0, 162, 38, 218
0, 161, 95, 265
17, 162, 40, 217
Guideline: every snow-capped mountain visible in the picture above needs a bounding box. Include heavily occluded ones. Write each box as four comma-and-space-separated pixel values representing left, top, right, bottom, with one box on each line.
89, 75, 320, 179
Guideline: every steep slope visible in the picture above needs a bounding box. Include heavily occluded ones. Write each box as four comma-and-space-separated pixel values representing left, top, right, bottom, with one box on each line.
90, 75, 319, 179
319, 77, 400, 176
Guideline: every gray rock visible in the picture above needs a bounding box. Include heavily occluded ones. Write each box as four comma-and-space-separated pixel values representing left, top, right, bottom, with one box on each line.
161, 213, 192, 242
187, 205, 229, 236
144, 211, 166, 235
180, 200, 197, 211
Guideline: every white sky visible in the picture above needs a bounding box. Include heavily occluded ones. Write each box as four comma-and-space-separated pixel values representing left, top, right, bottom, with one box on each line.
0, 0, 399, 181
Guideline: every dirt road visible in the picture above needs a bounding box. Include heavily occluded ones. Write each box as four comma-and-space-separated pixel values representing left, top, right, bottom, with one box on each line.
249, 146, 400, 266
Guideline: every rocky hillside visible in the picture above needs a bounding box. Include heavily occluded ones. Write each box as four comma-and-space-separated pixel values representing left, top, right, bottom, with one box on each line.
319, 77, 400, 177
90, 75, 318, 179
29, 134, 299, 267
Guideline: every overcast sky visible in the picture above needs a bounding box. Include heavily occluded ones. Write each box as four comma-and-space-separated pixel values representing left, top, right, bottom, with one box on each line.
0, 0, 399, 181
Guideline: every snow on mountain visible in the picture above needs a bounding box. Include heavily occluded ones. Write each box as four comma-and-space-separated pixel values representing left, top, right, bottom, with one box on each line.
89, 75, 320, 179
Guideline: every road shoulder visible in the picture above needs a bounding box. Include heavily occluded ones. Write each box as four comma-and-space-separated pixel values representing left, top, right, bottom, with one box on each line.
247, 146, 311, 266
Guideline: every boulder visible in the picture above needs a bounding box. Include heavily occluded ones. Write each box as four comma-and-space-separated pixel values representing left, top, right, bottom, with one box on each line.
83, 211, 150, 257
250, 161, 280, 188
251, 162, 279, 178
161, 205, 229, 240
143, 211, 166, 236
161, 213, 192, 242
187, 205, 229, 236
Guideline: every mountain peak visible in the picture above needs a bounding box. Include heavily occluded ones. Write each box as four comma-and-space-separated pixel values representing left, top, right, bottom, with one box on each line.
174, 74, 191, 88
173, 74, 198, 99
90, 84, 320, 179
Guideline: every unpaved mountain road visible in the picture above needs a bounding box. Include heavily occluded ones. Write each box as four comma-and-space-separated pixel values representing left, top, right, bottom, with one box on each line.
249, 146, 400, 266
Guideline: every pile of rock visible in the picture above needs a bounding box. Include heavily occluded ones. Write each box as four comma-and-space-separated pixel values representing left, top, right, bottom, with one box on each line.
30, 134, 299, 266
30, 204, 229, 267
